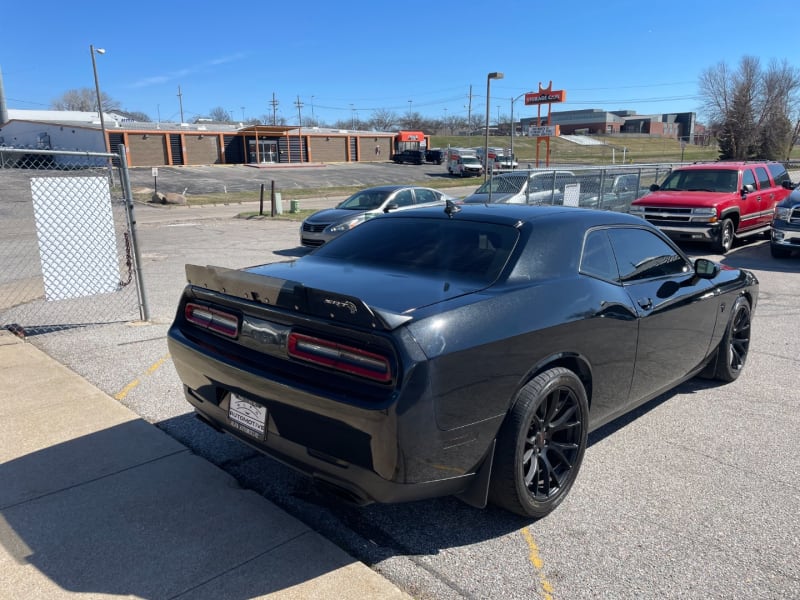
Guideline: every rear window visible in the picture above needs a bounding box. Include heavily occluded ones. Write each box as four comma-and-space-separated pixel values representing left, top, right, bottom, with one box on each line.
314, 217, 519, 284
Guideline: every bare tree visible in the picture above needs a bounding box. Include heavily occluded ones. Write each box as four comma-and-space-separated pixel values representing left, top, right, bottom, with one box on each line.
52, 88, 120, 112
209, 106, 233, 122
699, 56, 800, 159
116, 110, 152, 122
368, 109, 399, 132
400, 111, 426, 131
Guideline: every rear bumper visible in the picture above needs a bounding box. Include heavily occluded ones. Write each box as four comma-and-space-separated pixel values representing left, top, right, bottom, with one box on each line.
167, 328, 482, 505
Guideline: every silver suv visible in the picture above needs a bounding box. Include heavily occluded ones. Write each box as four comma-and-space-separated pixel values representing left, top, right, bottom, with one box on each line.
462, 170, 576, 204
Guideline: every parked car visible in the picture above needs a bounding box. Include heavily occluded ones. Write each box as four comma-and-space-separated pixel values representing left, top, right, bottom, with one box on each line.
392, 149, 425, 165
425, 149, 445, 164
462, 170, 576, 205
300, 185, 448, 247
770, 186, 800, 257
168, 203, 758, 518
629, 161, 793, 253
576, 172, 652, 212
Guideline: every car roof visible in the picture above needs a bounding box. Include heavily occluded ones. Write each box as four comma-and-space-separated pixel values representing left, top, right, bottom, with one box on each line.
378, 202, 646, 228
360, 185, 419, 192
678, 161, 774, 171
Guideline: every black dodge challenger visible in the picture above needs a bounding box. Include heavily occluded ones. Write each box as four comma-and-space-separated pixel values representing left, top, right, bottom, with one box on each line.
167, 203, 757, 518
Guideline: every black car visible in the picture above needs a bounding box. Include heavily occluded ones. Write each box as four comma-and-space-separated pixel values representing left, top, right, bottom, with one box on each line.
425, 149, 444, 164
770, 187, 800, 257
392, 149, 424, 165
167, 204, 757, 518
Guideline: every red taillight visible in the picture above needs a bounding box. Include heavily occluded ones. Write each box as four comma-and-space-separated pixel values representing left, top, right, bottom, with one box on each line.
287, 332, 392, 383
185, 303, 239, 338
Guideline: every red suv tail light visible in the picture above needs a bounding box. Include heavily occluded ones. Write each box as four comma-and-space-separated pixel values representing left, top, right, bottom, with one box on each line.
287, 332, 392, 383
185, 303, 239, 338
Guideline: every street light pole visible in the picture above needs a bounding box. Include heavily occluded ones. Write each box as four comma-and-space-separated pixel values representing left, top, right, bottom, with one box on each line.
484, 72, 503, 181
89, 44, 108, 154
510, 91, 531, 170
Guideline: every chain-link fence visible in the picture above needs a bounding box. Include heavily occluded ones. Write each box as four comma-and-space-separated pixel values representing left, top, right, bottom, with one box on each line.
478, 164, 675, 211
0, 147, 146, 337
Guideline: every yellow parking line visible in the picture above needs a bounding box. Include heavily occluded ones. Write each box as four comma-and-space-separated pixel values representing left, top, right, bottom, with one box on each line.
114, 353, 170, 400
114, 378, 140, 401
522, 527, 555, 600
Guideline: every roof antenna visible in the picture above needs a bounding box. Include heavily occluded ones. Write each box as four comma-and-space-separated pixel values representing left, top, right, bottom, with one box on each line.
444, 199, 461, 218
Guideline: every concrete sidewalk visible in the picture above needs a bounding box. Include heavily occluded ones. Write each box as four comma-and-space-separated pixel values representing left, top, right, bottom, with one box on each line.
0, 331, 410, 599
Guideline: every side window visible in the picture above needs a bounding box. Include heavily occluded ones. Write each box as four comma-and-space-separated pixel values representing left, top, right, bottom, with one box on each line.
393, 189, 414, 207
768, 163, 790, 186
742, 168, 756, 190
580, 230, 619, 282
755, 166, 771, 190
414, 188, 436, 204
607, 228, 690, 282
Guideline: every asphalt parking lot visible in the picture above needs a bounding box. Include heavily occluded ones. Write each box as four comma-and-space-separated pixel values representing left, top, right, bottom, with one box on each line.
126, 161, 465, 197
10, 163, 800, 599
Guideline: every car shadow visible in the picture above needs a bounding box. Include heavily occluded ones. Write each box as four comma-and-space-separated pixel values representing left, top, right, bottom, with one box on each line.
153, 377, 714, 565
679, 238, 800, 273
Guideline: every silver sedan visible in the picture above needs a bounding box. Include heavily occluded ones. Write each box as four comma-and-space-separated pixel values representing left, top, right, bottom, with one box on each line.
300, 185, 450, 247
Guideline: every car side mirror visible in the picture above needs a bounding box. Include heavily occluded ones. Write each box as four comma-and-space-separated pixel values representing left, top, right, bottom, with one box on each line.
694, 258, 719, 279
649, 183, 660, 192
741, 184, 755, 197
384, 202, 399, 213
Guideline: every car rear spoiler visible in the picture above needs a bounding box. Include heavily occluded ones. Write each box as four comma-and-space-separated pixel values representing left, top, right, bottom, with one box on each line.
184, 264, 412, 331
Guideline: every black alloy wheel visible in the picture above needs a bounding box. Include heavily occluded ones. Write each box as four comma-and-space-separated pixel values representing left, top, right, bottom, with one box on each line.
489, 367, 589, 518
714, 295, 752, 382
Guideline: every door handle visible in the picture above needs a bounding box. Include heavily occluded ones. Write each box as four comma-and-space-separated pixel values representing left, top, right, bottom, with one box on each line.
637, 297, 653, 310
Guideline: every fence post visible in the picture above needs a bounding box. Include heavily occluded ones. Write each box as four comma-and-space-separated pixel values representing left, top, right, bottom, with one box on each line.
118, 145, 150, 321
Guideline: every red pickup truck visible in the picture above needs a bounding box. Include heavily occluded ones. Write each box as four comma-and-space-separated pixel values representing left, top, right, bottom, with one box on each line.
629, 161, 794, 253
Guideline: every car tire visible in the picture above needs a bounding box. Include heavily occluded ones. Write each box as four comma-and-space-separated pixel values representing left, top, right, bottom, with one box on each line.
770, 243, 791, 258
713, 296, 751, 382
713, 219, 734, 253
488, 367, 589, 518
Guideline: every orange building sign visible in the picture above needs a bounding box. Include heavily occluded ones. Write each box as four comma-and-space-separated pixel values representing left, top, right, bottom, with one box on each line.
525, 87, 566, 105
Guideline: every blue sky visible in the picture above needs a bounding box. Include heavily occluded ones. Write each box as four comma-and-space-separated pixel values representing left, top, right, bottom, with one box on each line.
3, 0, 798, 126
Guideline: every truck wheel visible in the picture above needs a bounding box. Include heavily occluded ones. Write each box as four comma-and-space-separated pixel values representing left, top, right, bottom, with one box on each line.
713, 219, 734, 254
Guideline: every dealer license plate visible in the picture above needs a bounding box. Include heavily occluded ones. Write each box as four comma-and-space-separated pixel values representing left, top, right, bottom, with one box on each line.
228, 394, 267, 441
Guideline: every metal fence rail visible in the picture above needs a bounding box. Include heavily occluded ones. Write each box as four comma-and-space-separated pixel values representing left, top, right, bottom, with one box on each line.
0, 147, 146, 336
484, 163, 676, 211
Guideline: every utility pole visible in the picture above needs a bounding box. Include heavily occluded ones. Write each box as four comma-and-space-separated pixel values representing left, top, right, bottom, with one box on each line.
177, 85, 184, 124
467, 84, 473, 133
294, 95, 304, 126
270, 92, 279, 125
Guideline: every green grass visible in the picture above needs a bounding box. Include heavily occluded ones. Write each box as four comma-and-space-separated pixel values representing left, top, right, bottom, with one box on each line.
429, 134, 721, 164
